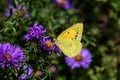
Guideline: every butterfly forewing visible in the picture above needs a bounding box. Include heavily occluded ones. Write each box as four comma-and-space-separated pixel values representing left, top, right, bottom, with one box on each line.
57, 23, 83, 41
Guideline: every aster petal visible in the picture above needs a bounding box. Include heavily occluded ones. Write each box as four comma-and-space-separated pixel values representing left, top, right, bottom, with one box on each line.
5, 9, 11, 17
2, 43, 11, 51
71, 62, 80, 69
6, 0, 14, 6
18, 4, 22, 10
34, 23, 38, 27
19, 74, 27, 80
24, 13, 29, 18
0, 43, 24, 68
22, 6, 26, 10
55, 0, 73, 10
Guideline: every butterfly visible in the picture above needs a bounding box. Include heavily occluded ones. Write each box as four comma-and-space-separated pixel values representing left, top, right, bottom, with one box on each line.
55, 23, 83, 58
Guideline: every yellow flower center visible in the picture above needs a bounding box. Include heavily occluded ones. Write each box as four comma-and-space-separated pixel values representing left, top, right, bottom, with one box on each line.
19, 8, 26, 16
62, 30, 76, 39
34, 71, 42, 77
75, 55, 83, 62
45, 41, 53, 48
5, 54, 12, 60
60, 0, 65, 4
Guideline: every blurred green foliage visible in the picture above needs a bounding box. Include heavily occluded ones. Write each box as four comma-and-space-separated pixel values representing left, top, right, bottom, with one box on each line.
0, 0, 119, 80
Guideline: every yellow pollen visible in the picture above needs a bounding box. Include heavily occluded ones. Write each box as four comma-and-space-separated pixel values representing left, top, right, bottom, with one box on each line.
75, 55, 83, 62
62, 30, 75, 39
60, 0, 65, 4
34, 71, 42, 77
5, 54, 12, 60
45, 41, 53, 48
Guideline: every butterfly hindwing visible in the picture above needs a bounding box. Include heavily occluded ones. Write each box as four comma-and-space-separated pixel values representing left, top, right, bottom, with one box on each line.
55, 39, 82, 57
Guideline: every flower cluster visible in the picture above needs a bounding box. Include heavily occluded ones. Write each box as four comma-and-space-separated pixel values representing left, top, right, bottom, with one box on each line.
39, 36, 61, 54
19, 65, 33, 79
54, 0, 73, 10
24, 23, 46, 41
24, 23, 61, 54
19, 65, 43, 79
0, 43, 24, 68
5, 4, 29, 18
0, 0, 95, 79
65, 49, 92, 69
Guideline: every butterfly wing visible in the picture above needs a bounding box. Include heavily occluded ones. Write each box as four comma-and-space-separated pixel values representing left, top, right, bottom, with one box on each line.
57, 23, 83, 41
55, 39, 82, 58
55, 23, 83, 57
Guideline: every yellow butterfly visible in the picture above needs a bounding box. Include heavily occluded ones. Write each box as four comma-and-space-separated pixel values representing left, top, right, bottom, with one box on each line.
55, 23, 83, 58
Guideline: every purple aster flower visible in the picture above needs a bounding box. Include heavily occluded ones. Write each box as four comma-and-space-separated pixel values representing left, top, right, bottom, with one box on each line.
50, 65, 57, 72
65, 49, 92, 69
54, 0, 73, 10
0, 43, 24, 68
19, 65, 33, 80
6, 0, 15, 7
34, 70, 43, 77
5, 4, 29, 18
24, 23, 46, 41
39, 36, 62, 54
16, 4, 29, 18
40, 36, 55, 54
